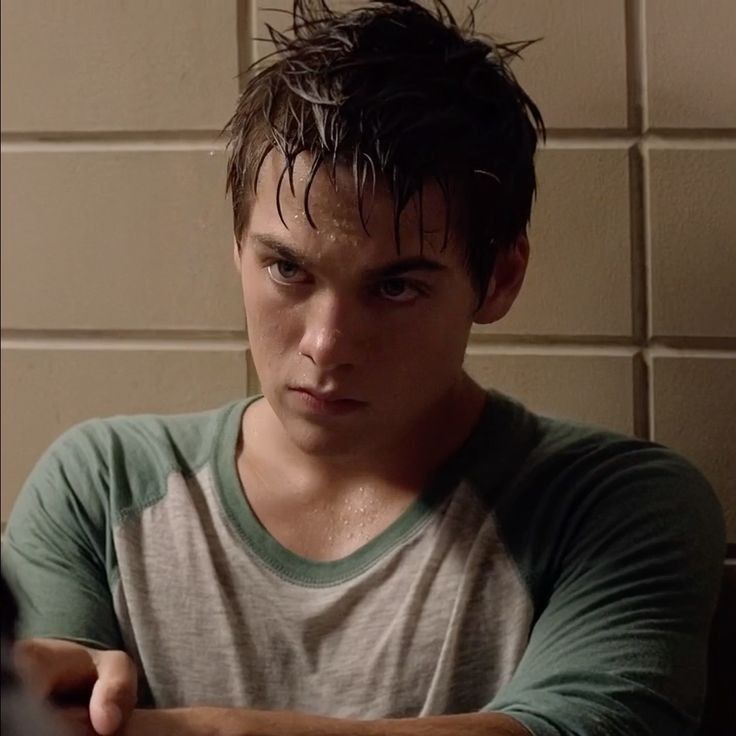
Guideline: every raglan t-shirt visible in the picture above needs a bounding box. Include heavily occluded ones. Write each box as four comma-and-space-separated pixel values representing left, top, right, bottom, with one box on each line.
2, 390, 726, 736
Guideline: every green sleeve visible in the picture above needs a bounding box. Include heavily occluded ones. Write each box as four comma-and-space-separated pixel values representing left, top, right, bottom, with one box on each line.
487, 444, 726, 736
2, 422, 122, 649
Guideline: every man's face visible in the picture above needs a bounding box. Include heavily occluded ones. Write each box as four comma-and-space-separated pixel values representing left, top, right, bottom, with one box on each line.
236, 151, 481, 458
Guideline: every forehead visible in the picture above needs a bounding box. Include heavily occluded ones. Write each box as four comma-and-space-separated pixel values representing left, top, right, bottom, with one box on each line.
246, 151, 463, 264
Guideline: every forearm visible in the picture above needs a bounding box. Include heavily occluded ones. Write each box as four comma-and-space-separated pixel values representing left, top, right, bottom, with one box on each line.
126, 707, 528, 736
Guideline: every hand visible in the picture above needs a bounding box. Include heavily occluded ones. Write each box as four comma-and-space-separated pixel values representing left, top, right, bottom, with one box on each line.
14, 638, 137, 736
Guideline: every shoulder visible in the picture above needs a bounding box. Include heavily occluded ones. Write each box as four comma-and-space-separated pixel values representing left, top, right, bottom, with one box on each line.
9, 399, 248, 530
474, 390, 718, 513
479, 395, 725, 596
488, 395, 721, 520
46, 400, 244, 470
527, 413, 719, 516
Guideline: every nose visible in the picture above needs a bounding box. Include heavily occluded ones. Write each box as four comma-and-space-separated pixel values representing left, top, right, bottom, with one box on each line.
298, 291, 367, 370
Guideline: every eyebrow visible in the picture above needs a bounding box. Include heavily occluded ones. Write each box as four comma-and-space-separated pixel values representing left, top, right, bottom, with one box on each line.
250, 233, 448, 279
251, 234, 308, 267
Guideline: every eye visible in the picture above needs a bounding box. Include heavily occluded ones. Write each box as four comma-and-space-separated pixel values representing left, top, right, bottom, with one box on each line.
267, 260, 308, 285
377, 278, 424, 303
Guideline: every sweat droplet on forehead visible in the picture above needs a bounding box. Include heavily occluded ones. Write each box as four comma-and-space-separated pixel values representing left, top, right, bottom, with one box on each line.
253, 150, 463, 263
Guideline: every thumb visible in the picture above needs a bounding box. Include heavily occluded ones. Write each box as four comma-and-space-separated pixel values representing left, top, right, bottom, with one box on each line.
90, 698, 122, 735
88, 650, 137, 736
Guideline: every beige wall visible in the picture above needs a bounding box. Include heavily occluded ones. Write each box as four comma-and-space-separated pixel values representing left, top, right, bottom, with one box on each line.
1, 1, 734, 540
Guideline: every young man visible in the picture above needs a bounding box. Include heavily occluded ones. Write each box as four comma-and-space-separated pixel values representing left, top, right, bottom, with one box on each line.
2, 2, 725, 735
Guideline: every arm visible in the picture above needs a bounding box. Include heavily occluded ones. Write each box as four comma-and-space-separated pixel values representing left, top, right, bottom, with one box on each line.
2, 423, 122, 649
2, 424, 138, 734
485, 444, 726, 736
125, 708, 529, 736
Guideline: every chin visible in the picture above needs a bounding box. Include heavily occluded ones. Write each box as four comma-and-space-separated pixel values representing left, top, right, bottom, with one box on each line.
282, 415, 368, 457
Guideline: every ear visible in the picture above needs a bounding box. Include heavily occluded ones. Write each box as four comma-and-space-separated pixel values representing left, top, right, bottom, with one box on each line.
473, 234, 529, 325
233, 237, 242, 273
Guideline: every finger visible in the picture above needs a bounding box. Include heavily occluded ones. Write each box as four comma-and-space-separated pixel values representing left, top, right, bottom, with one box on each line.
88, 650, 138, 736
14, 639, 96, 698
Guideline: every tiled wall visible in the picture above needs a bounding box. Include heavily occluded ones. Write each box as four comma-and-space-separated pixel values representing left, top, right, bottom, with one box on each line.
1, 0, 249, 521
2, 1, 734, 541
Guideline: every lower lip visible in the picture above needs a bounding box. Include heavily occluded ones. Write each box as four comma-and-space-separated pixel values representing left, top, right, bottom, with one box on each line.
290, 389, 366, 416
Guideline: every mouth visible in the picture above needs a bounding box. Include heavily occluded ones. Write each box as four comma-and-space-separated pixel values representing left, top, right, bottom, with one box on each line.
289, 387, 367, 415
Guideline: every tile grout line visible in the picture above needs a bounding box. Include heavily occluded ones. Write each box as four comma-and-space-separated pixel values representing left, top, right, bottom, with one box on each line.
0, 130, 225, 151
1, 140, 227, 154
0, 336, 250, 352
465, 344, 639, 358
236, 0, 253, 95
643, 136, 736, 150
642, 346, 736, 360
0, 130, 226, 140
3, 132, 735, 154
464, 344, 736, 358
3, 332, 735, 354
624, 0, 650, 438
624, 0, 645, 135
638, 0, 652, 441
634, 0, 659, 441
637, 0, 655, 440
630, 141, 650, 437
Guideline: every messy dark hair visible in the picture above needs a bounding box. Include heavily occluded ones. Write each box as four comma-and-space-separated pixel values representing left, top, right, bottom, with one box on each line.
225, 0, 545, 301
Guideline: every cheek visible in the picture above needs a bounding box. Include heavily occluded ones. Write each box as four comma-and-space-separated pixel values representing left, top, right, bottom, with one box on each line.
242, 282, 308, 374
379, 315, 469, 378
242, 268, 285, 326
